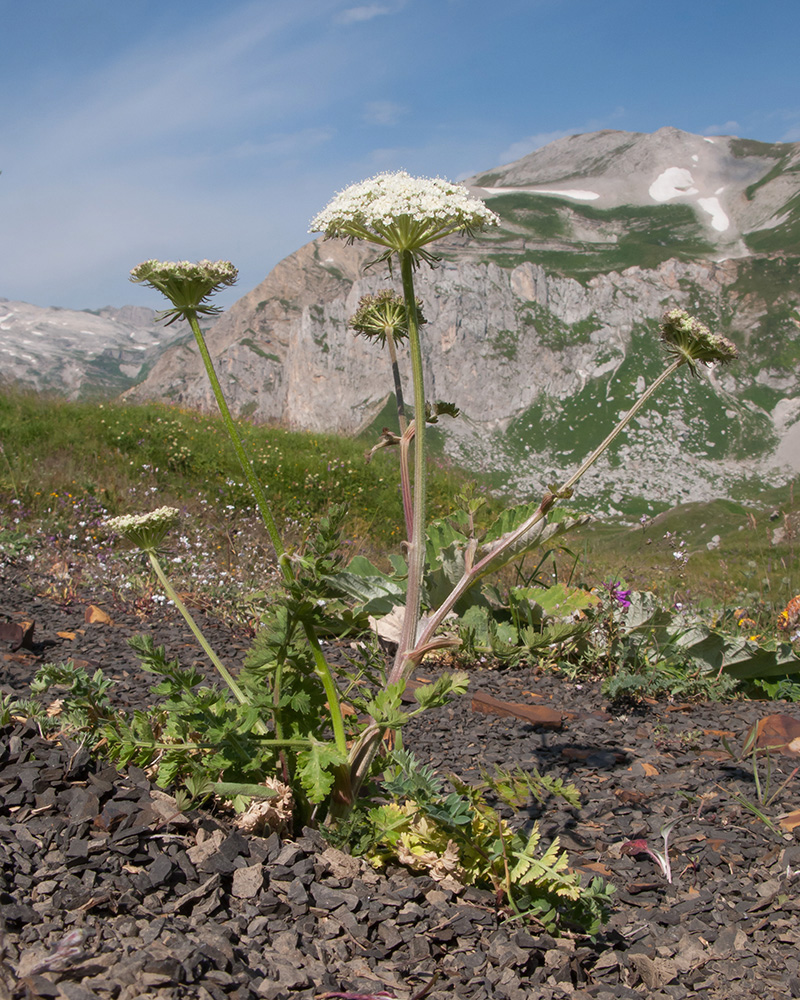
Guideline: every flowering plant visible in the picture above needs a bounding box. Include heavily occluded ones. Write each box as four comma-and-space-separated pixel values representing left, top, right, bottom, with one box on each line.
122, 173, 739, 840
130, 260, 237, 325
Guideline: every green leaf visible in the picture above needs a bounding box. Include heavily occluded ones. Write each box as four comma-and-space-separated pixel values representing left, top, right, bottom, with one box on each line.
478, 513, 592, 577
412, 671, 470, 710
365, 682, 408, 728
297, 743, 348, 804
511, 583, 600, 624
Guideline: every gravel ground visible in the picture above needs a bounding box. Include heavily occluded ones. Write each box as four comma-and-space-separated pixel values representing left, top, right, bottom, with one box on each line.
2, 560, 800, 1000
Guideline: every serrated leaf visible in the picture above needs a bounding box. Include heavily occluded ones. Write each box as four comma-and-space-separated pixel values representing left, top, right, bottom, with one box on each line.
365, 682, 408, 728
297, 743, 348, 803
413, 671, 469, 710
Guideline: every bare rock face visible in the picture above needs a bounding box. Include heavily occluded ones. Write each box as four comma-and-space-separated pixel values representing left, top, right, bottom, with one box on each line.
113, 129, 800, 504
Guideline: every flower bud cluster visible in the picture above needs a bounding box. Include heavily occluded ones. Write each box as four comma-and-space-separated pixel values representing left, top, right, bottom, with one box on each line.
349, 289, 424, 346
660, 308, 739, 372
106, 506, 180, 552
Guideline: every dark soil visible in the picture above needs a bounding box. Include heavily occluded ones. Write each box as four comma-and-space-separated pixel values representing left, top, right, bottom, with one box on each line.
2, 560, 800, 1000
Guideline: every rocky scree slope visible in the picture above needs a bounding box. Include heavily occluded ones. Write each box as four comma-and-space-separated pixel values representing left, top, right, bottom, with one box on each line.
121, 128, 800, 509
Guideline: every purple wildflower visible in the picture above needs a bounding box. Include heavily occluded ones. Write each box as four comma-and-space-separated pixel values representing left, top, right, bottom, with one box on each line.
605, 581, 632, 608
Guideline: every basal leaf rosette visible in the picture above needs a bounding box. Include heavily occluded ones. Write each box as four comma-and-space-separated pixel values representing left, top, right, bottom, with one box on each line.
349, 289, 425, 346
106, 506, 180, 553
660, 308, 738, 374
130, 259, 238, 325
310, 171, 499, 264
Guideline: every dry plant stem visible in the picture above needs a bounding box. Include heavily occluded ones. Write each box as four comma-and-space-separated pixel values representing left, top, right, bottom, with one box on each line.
412, 356, 686, 655
188, 312, 348, 759
389, 250, 427, 687
398, 425, 414, 546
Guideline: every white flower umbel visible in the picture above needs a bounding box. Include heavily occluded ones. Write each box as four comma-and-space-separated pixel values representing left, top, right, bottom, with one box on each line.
660, 308, 739, 374
309, 171, 498, 263
130, 259, 238, 325
106, 506, 180, 553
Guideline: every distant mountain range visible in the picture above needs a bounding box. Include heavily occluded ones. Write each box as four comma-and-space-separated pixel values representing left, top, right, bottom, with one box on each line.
6, 128, 800, 511
0, 300, 190, 398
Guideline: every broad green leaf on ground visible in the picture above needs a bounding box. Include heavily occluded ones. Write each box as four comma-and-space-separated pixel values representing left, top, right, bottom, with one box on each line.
670, 623, 800, 679
511, 583, 600, 624
323, 556, 406, 615
618, 590, 673, 633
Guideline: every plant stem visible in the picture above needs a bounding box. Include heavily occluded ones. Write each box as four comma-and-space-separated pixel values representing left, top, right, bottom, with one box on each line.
147, 551, 268, 735
186, 312, 285, 562
386, 333, 407, 434
389, 250, 427, 687
186, 313, 348, 761
413, 357, 687, 653
387, 328, 413, 540
398, 424, 414, 551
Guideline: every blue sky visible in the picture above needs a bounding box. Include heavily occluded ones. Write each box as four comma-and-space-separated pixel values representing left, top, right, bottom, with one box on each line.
2, 0, 799, 311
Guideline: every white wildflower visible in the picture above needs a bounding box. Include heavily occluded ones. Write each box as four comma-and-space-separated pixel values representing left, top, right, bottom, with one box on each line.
130, 259, 238, 325
309, 171, 498, 261
660, 308, 738, 372
106, 506, 180, 552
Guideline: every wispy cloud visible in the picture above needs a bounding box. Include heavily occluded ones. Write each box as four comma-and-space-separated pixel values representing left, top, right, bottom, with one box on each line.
336, 4, 398, 23
363, 100, 408, 126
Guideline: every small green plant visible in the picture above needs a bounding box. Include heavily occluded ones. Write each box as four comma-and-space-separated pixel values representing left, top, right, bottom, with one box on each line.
30, 660, 116, 730
0, 692, 35, 726
620, 818, 680, 882
342, 750, 613, 935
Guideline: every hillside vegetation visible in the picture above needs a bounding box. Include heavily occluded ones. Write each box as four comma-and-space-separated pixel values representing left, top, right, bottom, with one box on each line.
1, 385, 797, 618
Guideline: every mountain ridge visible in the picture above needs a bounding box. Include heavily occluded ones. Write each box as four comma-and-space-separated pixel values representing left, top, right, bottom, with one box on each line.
0, 299, 191, 399
6, 128, 800, 513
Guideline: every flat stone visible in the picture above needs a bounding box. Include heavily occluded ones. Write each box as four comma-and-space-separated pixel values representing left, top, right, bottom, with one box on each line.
231, 862, 264, 899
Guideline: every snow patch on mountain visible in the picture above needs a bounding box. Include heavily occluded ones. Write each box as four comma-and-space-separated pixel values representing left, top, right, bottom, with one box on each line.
481, 187, 600, 201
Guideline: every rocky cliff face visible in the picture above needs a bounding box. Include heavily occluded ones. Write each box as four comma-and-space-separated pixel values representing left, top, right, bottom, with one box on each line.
120, 128, 800, 508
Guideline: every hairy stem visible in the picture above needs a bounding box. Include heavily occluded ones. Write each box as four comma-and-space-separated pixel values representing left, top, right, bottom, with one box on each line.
389, 250, 427, 687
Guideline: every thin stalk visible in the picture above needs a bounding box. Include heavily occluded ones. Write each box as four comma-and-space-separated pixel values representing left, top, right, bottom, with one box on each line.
389, 250, 427, 687
386, 333, 407, 434
387, 329, 414, 540
187, 313, 348, 761
413, 357, 687, 653
147, 551, 268, 735
186, 312, 285, 562
398, 423, 414, 547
